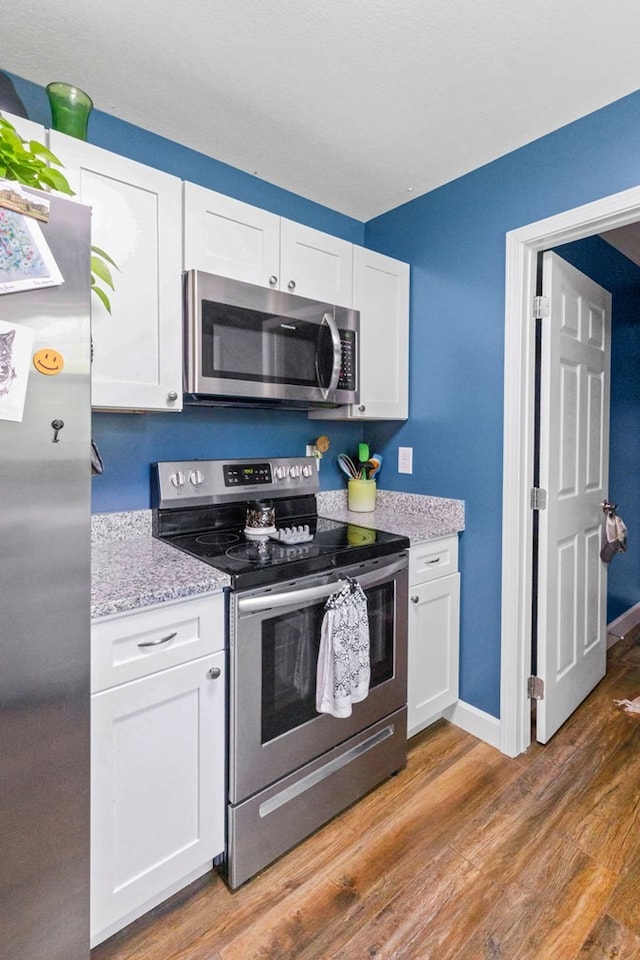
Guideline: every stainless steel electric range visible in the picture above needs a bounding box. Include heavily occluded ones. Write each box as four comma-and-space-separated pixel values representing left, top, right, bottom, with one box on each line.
152, 457, 409, 888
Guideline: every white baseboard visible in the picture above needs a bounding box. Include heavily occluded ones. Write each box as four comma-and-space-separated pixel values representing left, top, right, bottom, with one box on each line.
443, 699, 502, 750
607, 602, 640, 647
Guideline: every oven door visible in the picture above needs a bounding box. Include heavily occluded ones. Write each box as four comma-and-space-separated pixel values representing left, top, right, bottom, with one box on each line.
228, 553, 408, 804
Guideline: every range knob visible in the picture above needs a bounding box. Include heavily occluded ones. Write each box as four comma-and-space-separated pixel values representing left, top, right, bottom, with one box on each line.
288, 465, 301, 479
189, 469, 204, 486
170, 470, 186, 488
302, 464, 313, 478
275, 465, 287, 480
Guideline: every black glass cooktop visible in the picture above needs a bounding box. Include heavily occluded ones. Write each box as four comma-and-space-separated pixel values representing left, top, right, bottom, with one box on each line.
154, 507, 409, 589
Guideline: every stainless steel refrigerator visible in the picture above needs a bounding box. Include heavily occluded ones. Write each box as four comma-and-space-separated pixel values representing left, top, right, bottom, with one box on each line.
0, 188, 91, 959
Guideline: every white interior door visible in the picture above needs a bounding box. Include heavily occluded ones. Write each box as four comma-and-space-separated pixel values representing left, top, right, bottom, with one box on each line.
536, 251, 611, 743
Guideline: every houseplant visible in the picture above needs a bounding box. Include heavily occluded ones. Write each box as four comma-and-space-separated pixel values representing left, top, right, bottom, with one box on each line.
0, 111, 117, 311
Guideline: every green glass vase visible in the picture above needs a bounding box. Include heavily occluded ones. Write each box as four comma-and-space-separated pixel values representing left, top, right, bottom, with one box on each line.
46, 82, 93, 140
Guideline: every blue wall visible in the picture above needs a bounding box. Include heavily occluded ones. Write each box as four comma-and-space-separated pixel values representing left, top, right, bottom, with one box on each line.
553, 236, 640, 624
91, 410, 367, 512
7, 72, 368, 510
364, 90, 640, 717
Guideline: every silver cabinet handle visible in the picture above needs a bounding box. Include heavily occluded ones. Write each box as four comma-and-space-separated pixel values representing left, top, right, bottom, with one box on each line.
137, 631, 177, 648
426, 557, 441, 565
208, 666, 222, 680
410, 596, 419, 604
167, 390, 178, 402
269, 275, 278, 286
287, 280, 296, 290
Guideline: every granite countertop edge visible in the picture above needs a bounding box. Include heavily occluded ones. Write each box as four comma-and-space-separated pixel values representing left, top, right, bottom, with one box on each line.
91, 491, 464, 620
91, 510, 230, 620
316, 489, 465, 544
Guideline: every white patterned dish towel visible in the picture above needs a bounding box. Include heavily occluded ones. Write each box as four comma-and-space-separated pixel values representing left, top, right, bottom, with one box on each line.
316, 578, 370, 718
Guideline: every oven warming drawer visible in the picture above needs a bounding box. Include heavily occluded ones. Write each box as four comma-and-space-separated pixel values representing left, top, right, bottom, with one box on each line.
222, 706, 407, 889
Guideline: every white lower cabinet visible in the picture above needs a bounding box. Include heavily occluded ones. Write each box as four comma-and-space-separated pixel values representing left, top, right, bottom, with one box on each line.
407, 537, 460, 737
90, 595, 225, 946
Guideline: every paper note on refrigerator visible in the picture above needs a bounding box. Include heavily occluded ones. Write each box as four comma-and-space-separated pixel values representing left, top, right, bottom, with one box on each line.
0, 320, 34, 421
0, 199, 63, 294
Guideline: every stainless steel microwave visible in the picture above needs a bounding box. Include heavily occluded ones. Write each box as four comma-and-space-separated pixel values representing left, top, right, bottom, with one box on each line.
183, 271, 359, 408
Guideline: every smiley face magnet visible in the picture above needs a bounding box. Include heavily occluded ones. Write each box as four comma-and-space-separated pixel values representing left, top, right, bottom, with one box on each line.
33, 349, 64, 376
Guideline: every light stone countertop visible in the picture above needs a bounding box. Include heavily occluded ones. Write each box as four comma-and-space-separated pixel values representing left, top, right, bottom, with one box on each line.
91, 491, 464, 620
91, 511, 230, 620
317, 490, 464, 543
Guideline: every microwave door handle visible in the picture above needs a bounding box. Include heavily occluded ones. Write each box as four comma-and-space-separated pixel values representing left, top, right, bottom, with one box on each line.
320, 311, 342, 399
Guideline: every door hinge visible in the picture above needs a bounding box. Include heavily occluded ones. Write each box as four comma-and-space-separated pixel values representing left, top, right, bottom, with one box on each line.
530, 487, 547, 511
533, 295, 550, 320
528, 676, 544, 700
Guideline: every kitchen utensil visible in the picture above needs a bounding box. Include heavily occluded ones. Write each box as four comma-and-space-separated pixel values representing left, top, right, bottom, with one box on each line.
337, 453, 359, 479
358, 442, 370, 464
368, 454, 382, 479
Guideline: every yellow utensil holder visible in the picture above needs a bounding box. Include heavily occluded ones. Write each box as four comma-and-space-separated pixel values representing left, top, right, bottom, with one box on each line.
348, 478, 377, 512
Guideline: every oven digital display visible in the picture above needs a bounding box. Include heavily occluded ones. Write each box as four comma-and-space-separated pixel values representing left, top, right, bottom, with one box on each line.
223, 462, 272, 486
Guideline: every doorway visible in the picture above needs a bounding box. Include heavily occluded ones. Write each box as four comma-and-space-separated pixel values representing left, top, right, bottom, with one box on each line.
500, 183, 640, 758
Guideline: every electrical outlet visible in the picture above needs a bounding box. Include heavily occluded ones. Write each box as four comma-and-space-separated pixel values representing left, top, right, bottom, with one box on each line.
398, 446, 413, 474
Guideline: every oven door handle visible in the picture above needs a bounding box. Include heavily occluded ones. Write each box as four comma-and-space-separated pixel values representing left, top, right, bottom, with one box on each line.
237, 555, 407, 614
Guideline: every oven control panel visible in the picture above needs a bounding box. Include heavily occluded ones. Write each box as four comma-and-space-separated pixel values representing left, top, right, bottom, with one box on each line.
152, 456, 319, 508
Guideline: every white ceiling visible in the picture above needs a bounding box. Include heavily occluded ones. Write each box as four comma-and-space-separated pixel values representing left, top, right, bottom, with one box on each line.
4, 0, 640, 221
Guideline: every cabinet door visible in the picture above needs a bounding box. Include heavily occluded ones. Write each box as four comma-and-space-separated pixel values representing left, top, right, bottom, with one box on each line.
309, 246, 409, 421
49, 133, 183, 412
90, 651, 225, 941
353, 246, 409, 419
408, 572, 459, 737
183, 181, 280, 286
279, 218, 353, 306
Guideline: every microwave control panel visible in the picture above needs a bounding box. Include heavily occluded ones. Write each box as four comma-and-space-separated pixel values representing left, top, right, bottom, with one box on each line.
338, 330, 357, 391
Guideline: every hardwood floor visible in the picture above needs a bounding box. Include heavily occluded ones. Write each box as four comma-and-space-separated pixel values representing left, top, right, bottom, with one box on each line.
93, 638, 640, 960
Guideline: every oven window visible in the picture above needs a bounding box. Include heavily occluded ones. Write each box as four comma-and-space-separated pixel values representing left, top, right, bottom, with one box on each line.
260, 582, 395, 744
202, 301, 334, 387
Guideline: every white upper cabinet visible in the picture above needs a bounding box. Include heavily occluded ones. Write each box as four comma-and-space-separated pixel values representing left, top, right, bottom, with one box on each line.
279, 218, 353, 306
183, 182, 353, 305
49, 132, 183, 412
310, 246, 410, 421
183, 182, 280, 286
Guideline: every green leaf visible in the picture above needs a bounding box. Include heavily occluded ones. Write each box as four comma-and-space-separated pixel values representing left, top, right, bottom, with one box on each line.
91, 255, 115, 289
1, 127, 23, 151
28, 140, 64, 166
91, 282, 112, 314
91, 245, 119, 269
37, 166, 75, 195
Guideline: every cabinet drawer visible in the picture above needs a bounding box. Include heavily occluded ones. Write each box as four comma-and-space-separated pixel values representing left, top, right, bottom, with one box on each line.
92, 594, 225, 692
409, 536, 458, 585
